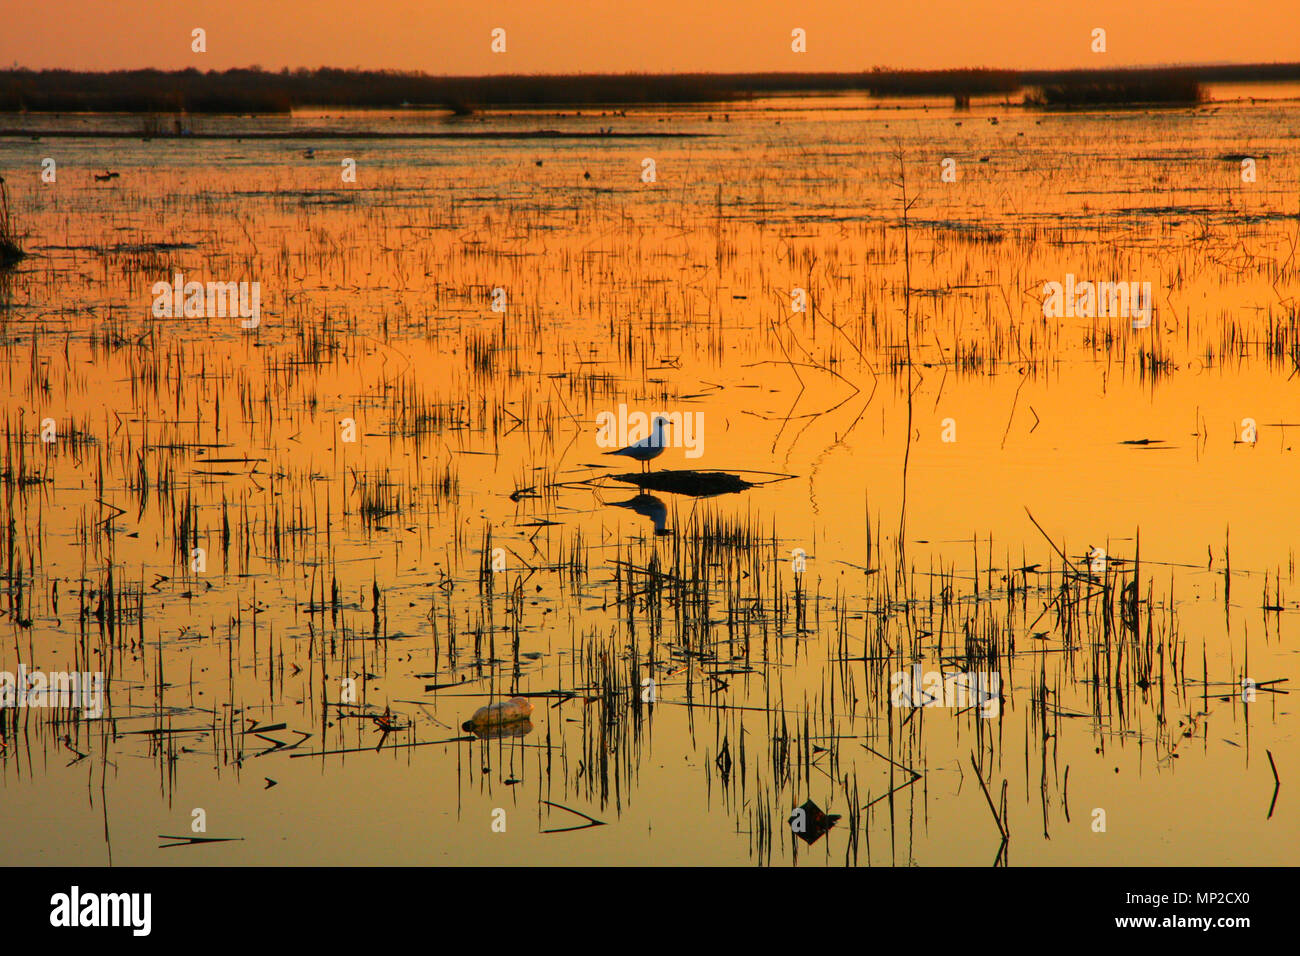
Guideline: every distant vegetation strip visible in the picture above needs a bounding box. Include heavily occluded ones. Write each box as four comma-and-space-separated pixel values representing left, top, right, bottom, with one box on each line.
0, 64, 1297, 114
0, 129, 705, 140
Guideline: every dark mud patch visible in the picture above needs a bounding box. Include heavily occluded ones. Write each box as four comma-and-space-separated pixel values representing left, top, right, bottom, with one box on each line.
564, 468, 793, 500
609, 469, 759, 498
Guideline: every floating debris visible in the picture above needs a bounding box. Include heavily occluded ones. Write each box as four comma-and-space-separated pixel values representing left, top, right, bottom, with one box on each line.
541, 800, 607, 834
789, 799, 840, 845
157, 835, 245, 849
462, 697, 534, 733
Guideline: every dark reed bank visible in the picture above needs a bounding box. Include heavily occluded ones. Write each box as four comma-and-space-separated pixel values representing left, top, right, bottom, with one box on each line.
1024, 70, 1204, 108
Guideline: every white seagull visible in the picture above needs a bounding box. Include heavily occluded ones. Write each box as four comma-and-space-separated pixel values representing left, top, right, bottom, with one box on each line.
605, 415, 671, 473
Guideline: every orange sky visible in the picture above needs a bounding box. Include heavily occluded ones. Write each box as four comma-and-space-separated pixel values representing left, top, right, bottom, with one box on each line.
3, 0, 1298, 73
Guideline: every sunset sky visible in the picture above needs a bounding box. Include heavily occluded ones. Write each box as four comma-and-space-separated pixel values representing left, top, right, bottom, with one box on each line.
4, 0, 1299, 74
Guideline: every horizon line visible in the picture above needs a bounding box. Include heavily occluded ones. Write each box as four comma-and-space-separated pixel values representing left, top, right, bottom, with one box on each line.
6, 60, 1300, 78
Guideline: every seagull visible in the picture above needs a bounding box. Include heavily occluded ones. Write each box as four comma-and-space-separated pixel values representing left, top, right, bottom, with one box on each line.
605, 416, 670, 472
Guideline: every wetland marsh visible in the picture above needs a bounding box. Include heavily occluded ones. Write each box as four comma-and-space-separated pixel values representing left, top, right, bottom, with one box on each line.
1, 89, 1297, 865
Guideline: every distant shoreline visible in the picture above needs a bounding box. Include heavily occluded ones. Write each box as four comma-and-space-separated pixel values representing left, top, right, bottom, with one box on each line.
3, 64, 1300, 114
0, 128, 708, 140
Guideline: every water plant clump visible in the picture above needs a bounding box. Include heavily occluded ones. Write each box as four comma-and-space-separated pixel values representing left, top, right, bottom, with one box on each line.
0, 177, 23, 270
